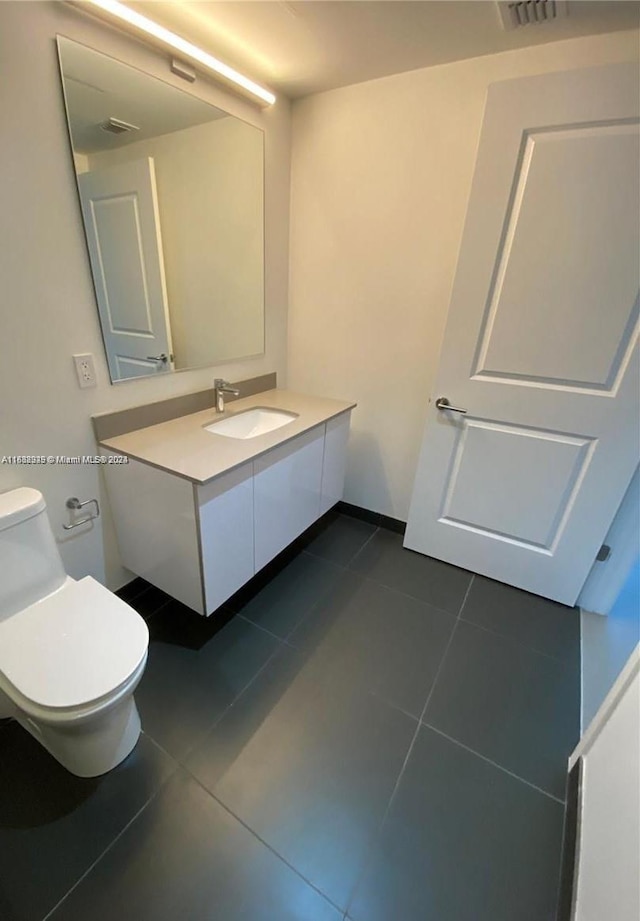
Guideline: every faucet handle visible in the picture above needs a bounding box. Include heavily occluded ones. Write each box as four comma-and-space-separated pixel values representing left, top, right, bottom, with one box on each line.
214, 378, 240, 394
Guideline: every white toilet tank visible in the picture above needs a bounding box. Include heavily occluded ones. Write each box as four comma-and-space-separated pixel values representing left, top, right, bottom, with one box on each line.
0, 487, 67, 621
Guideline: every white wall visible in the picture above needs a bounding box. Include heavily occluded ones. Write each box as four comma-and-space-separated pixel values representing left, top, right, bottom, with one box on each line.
89, 116, 264, 369
288, 29, 640, 521
579, 464, 640, 728
581, 559, 640, 730
0, 1, 290, 589
571, 647, 640, 921
579, 464, 640, 616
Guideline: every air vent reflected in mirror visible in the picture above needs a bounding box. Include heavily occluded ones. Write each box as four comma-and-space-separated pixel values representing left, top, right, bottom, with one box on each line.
100, 117, 140, 135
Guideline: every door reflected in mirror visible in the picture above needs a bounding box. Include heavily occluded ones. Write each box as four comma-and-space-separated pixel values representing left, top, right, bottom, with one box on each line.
57, 36, 264, 383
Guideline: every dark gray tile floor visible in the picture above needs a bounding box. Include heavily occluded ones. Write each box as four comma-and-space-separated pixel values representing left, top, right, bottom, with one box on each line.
0, 512, 581, 921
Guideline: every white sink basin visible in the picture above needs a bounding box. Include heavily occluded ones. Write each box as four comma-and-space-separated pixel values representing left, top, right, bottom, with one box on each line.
204, 407, 298, 440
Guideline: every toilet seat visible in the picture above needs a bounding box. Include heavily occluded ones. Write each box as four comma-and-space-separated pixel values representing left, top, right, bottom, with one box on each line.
0, 576, 148, 712
0, 654, 148, 726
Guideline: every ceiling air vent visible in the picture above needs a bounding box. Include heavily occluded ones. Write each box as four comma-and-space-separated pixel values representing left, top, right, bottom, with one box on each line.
497, 0, 568, 30
100, 117, 140, 135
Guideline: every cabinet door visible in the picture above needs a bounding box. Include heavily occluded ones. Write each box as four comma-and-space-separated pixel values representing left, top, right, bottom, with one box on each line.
103, 454, 204, 614
319, 412, 351, 515
254, 427, 324, 571
198, 462, 254, 615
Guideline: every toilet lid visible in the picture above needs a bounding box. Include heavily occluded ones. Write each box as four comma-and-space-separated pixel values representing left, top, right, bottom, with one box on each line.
0, 577, 149, 709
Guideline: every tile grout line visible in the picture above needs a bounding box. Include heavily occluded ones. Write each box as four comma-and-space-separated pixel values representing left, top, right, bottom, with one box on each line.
554, 785, 571, 919
457, 611, 573, 665
117, 584, 153, 607
303, 546, 357, 568
387, 568, 572, 666
300, 562, 465, 624
367, 689, 421, 725
341, 524, 381, 570
134, 642, 286, 775
301, 547, 348, 564
343, 614, 462, 915
358, 572, 464, 620
302, 515, 380, 571
146, 622, 343, 915
142, 731, 190, 769
60, 725, 341, 915
426, 571, 568, 807
302, 522, 381, 573
145, 562, 574, 669
280, 559, 353, 646
273, 540, 467, 648
334, 566, 473, 620
232, 526, 472, 646
184, 769, 345, 916
232, 578, 574, 679
332, 553, 575, 664
232, 549, 351, 648
41, 763, 177, 921
420, 722, 566, 805
236, 612, 297, 648
141, 596, 173, 626
177, 642, 287, 764
457, 573, 475, 619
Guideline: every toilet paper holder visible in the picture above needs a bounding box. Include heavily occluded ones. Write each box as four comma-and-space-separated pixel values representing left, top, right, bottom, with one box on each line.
63, 496, 100, 530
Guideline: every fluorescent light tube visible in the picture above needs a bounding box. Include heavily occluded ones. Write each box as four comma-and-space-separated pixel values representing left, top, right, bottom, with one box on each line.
79, 0, 276, 106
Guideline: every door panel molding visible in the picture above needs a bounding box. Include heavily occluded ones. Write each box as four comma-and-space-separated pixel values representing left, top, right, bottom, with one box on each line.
472, 122, 639, 388
439, 418, 596, 552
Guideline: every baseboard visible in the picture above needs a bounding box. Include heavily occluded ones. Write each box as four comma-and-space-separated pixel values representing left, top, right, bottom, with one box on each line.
337, 501, 406, 535
556, 758, 582, 921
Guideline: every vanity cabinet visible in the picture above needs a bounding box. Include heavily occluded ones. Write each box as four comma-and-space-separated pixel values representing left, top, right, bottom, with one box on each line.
103, 411, 351, 616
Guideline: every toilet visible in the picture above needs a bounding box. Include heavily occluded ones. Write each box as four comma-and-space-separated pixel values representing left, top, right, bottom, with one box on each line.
0, 487, 149, 777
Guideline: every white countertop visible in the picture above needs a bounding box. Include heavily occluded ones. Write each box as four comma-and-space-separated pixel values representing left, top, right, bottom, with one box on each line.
98, 389, 356, 485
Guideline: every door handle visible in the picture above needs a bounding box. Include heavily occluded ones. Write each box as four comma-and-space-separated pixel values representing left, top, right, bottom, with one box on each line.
435, 397, 467, 414
147, 353, 168, 363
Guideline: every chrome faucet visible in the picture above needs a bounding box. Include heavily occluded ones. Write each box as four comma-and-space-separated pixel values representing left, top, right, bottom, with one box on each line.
214, 378, 240, 413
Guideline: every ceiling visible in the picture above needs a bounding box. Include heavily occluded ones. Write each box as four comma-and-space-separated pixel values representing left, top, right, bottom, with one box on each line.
123, 1, 640, 99
59, 36, 226, 154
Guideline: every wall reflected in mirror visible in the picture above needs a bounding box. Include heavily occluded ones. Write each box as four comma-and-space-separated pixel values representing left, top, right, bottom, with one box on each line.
57, 37, 265, 383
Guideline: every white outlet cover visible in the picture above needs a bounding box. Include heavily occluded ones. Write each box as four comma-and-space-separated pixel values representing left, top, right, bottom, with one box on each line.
73, 353, 97, 389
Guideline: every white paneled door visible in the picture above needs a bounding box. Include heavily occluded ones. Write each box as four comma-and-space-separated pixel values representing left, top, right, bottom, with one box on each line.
405, 64, 640, 606
78, 157, 174, 380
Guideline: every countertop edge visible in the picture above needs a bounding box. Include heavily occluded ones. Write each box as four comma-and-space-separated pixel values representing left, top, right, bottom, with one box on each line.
98, 395, 356, 486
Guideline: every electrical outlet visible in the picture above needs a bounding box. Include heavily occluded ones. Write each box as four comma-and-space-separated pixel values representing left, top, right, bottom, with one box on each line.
73, 353, 97, 389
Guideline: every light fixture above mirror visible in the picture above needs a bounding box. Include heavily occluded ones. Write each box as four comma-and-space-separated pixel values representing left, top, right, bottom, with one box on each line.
67, 0, 276, 106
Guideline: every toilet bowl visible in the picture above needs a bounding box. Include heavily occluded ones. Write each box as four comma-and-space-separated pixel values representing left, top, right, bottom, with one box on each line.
0, 487, 149, 777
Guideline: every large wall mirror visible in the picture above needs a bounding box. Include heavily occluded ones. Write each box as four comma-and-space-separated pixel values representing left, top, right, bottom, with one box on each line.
57, 36, 265, 383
